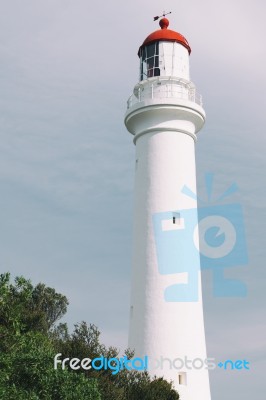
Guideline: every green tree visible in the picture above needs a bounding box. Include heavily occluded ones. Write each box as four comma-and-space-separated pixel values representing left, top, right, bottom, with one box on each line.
0, 273, 179, 400
54, 321, 179, 400
0, 331, 101, 400
0, 273, 100, 399
0, 273, 68, 344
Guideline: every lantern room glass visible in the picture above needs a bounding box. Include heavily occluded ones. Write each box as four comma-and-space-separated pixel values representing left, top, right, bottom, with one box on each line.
139, 41, 190, 82
140, 42, 160, 81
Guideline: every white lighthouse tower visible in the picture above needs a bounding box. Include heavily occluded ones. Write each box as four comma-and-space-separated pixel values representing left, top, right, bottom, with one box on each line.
124, 16, 211, 400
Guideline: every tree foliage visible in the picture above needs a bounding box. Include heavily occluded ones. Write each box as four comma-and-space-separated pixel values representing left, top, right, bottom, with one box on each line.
0, 272, 68, 346
0, 273, 100, 399
0, 273, 179, 400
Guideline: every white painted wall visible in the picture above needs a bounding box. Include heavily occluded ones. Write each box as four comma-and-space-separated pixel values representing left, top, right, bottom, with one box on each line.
159, 42, 190, 80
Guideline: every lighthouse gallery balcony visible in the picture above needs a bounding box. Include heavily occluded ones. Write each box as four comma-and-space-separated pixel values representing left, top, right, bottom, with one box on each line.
127, 77, 203, 110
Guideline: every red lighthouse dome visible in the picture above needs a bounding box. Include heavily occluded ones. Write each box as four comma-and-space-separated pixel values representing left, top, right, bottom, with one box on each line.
138, 18, 191, 57
137, 18, 191, 81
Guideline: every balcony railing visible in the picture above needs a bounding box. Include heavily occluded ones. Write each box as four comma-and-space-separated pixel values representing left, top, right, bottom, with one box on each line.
127, 79, 203, 109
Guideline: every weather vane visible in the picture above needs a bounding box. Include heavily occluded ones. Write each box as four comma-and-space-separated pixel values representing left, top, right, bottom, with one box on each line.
153, 11, 171, 21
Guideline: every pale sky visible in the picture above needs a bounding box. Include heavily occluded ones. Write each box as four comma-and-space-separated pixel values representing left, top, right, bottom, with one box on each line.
0, 1, 265, 399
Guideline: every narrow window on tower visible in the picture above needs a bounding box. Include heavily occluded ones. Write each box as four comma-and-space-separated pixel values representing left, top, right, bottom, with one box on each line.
173, 212, 181, 224
178, 372, 187, 385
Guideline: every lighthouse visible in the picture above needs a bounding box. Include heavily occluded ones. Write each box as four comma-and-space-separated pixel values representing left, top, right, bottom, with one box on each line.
124, 16, 211, 400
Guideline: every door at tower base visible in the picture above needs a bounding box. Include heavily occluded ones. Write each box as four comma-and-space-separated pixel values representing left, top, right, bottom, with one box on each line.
125, 17, 211, 400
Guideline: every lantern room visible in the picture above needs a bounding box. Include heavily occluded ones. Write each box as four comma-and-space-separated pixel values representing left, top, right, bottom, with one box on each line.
138, 18, 191, 81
